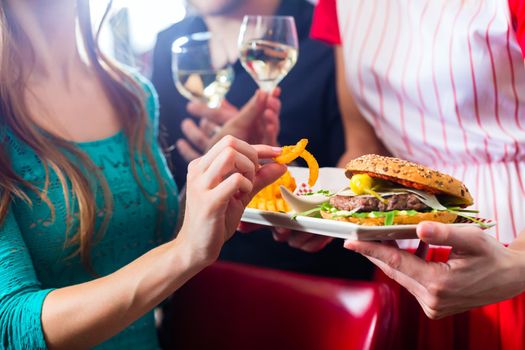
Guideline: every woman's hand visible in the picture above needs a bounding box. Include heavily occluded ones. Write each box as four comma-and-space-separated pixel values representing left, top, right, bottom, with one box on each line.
177, 89, 281, 162
238, 223, 333, 253
177, 136, 286, 266
210, 88, 280, 147
344, 222, 525, 319
271, 227, 333, 253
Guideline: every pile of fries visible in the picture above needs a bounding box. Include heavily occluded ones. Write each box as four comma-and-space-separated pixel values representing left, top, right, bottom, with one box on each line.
247, 170, 296, 212
247, 139, 319, 213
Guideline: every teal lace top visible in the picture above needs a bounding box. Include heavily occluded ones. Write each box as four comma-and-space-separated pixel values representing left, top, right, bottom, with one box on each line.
0, 74, 179, 349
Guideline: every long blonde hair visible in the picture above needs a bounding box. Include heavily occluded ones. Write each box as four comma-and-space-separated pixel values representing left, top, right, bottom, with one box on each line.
0, 0, 167, 270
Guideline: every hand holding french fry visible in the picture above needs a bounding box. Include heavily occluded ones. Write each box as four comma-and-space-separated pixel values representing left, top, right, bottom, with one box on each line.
247, 139, 319, 213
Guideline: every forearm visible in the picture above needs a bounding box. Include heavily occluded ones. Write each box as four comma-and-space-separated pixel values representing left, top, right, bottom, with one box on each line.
42, 238, 205, 350
337, 123, 390, 167
334, 46, 389, 167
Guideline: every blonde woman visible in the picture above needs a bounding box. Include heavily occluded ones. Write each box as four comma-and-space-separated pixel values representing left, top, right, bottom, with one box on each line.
0, 0, 285, 349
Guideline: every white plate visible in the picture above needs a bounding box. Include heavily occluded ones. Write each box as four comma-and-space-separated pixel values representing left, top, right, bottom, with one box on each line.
242, 208, 494, 240
241, 167, 495, 241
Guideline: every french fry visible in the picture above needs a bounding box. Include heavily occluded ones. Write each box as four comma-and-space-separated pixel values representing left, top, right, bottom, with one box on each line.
247, 138, 320, 213
273, 139, 308, 164
257, 196, 266, 210
263, 184, 273, 202
276, 198, 285, 212
266, 198, 276, 212
273, 183, 281, 197
272, 139, 319, 188
299, 150, 319, 187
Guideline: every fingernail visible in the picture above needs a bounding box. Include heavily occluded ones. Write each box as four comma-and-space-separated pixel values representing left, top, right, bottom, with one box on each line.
272, 146, 282, 153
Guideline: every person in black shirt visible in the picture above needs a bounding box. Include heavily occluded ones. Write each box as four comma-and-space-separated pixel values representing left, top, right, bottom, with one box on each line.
151, 0, 372, 280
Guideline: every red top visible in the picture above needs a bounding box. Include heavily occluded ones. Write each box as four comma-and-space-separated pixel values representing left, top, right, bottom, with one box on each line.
312, 0, 525, 57
510, 0, 525, 56
310, 0, 341, 45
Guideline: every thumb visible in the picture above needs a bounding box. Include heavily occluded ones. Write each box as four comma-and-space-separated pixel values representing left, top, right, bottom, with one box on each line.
417, 221, 489, 255
252, 163, 287, 195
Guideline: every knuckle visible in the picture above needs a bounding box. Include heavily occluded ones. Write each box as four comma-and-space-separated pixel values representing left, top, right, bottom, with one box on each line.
427, 281, 446, 298
187, 159, 199, 172
425, 295, 440, 310
440, 228, 451, 244
231, 173, 246, 186
425, 308, 441, 320
243, 180, 254, 192
247, 146, 257, 159
247, 164, 256, 177
230, 172, 242, 181
474, 231, 489, 247
222, 135, 236, 147
358, 247, 373, 257
423, 295, 442, 314
386, 252, 402, 270
223, 147, 237, 161
424, 291, 447, 315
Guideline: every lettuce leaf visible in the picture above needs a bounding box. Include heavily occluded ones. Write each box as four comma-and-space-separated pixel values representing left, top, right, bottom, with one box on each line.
384, 211, 395, 226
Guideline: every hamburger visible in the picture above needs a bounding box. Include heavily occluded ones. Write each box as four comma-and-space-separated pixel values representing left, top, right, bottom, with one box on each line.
320, 154, 474, 226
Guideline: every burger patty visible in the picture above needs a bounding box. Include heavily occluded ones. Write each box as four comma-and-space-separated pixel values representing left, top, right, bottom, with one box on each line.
329, 193, 430, 212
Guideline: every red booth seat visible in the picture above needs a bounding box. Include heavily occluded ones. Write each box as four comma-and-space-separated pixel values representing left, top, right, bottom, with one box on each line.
164, 261, 398, 350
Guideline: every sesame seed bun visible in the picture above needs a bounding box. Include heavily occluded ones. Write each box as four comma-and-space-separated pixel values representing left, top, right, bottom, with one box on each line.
320, 210, 458, 226
345, 154, 473, 207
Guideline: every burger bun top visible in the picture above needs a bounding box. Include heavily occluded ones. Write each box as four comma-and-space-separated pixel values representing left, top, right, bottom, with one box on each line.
345, 154, 473, 207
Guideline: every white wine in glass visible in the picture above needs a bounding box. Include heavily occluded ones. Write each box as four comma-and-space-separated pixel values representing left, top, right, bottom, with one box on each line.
238, 16, 299, 91
172, 32, 234, 108
175, 67, 233, 109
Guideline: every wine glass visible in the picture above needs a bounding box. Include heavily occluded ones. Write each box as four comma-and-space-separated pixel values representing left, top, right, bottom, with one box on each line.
238, 16, 299, 92
172, 32, 234, 108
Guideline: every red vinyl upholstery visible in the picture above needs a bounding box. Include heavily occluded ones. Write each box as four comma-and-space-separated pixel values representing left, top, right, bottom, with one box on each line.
163, 262, 398, 350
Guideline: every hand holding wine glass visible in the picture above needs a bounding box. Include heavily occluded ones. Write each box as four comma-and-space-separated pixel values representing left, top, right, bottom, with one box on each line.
177, 88, 282, 162
238, 16, 299, 92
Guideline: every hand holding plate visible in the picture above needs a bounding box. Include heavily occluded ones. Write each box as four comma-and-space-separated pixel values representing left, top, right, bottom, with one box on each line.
344, 221, 525, 319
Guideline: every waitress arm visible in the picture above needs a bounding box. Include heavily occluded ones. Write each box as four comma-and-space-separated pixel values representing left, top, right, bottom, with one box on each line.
334, 46, 390, 167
